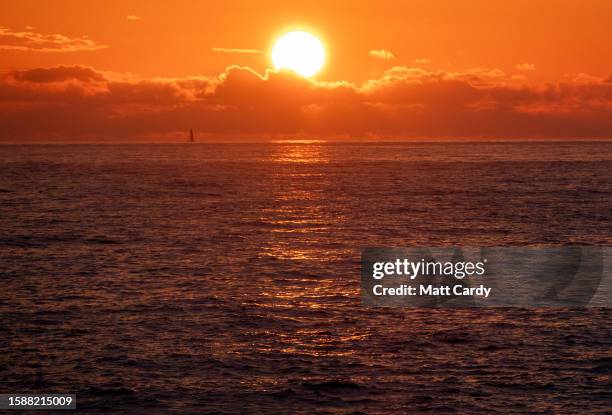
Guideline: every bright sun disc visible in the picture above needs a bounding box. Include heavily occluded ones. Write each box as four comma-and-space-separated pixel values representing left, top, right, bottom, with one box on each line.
272, 31, 325, 78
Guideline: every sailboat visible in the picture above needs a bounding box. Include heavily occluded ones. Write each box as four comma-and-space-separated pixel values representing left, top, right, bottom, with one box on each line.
189, 129, 195, 142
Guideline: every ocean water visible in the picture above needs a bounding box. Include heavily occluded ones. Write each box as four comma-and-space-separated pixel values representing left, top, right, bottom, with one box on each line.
0, 142, 611, 414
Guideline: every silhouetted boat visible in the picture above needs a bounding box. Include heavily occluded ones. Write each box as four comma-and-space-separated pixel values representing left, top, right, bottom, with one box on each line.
189, 129, 194, 142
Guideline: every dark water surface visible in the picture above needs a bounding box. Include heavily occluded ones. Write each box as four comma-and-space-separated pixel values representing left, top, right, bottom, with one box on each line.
1, 142, 611, 414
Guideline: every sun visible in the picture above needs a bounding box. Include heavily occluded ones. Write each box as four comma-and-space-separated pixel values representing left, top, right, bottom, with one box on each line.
271, 31, 326, 78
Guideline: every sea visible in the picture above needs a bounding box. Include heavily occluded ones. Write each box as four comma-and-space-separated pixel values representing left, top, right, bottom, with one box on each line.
0, 142, 611, 414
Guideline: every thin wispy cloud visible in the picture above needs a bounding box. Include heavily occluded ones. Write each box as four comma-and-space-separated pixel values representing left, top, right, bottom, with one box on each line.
515, 63, 535, 71
212, 48, 262, 54
369, 49, 395, 60
126, 15, 142, 21
0, 26, 107, 52
412, 58, 430, 65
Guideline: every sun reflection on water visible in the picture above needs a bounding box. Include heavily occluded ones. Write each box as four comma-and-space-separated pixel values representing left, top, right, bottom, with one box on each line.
254, 142, 342, 261
271, 142, 329, 164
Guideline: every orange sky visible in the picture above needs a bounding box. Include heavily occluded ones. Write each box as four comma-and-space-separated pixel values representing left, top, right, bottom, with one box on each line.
1, 0, 612, 141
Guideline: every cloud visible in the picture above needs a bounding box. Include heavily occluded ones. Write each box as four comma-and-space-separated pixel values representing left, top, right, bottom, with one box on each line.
515, 63, 535, 71
0, 26, 107, 52
369, 49, 395, 60
413, 58, 430, 65
1, 64, 612, 141
126, 15, 142, 21
11, 66, 105, 83
212, 48, 262, 54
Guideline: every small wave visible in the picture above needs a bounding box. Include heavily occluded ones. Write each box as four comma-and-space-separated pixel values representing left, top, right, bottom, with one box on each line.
432, 330, 474, 344
268, 388, 299, 399
86, 236, 122, 245
86, 386, 136, 396
301, 379, 362, 392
